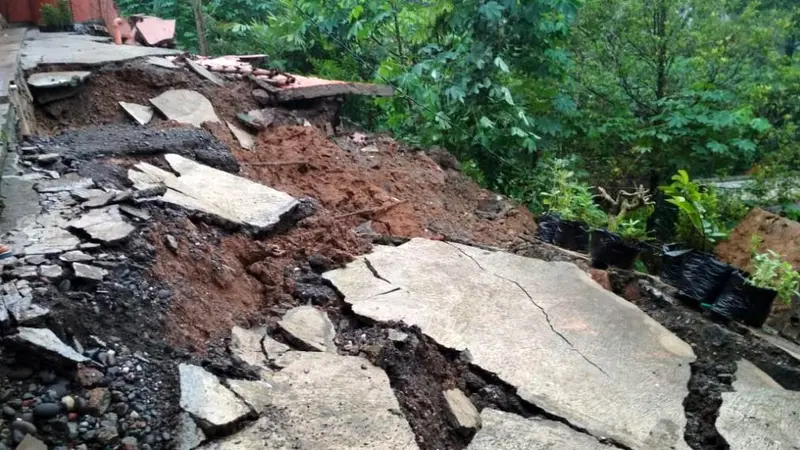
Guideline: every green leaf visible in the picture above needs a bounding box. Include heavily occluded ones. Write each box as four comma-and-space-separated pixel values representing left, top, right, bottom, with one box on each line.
478, 1, 504, 22
749, 118, 771, 133
666, 113, 690, 129
479, 116, 495, 129
706, 140, 729, 154
493, 56, 510, 73
732, 138, 757, 154
500, 86, 514, 105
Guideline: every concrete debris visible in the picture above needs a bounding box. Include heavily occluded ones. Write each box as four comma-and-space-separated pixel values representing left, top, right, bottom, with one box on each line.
27, 71, 91, 89
38, 265, 63, 280
128, 154, 298, 232
278, 306, 336, 352
68, 205, 135, 243
8, 327, 88, 364
178, 364, 252, 433
229, 326, 268, 371
733, 359, 784, 391
717, 388, 800, 450
225, 379, 274, 413
10, 265, 37, 280
150, 89, 220, 127
72, 262, 108, 281
444, 388, 481, 430
34, 173, 95, 193
262, 335, 291, 360
187, 59, 224, 86
176, 412, 206, 450
197, 353, 418, 450
324, 238, 695, 450
72, 188, 106, 201
82, 192, 116, 208
59, 250, 94, 263
131, 15, 176, 47
252, 89, 270, 106
253, 73, 394, 103
225, 121, 255, 150
24, 227, 81, 255
236, 108, 276, 132
35, 153, 60, 164
467, 409, 613, 450
387, 329, 409, 343
119, 205, 151, 221
147, 56, 178, 69
119, 101, 154, 126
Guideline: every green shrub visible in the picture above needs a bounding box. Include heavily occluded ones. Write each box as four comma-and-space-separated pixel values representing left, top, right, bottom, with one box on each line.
40, 0, 72, 27
660, 170, 728, 250
750, 250, 800, 305
540, 159, 606, 228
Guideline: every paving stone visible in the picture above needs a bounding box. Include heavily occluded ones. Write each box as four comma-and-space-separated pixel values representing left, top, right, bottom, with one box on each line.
197, 353, 418, 450
119, 102, 154, 126
128, 154, 298, 232
59, 251, 94, 263
225, 121, 255, 150
278, 306, 336, 352
72, 263, 108, 281
8, 327, 88, 364
443, 388, 480, 430
324, 238, 695, 450
178, 364, 251, 434
27, 71, 91, 89
467, 409, 613, 450
150, 89, 220, 127
72, 188, 106, 201
68, 206, 135, 243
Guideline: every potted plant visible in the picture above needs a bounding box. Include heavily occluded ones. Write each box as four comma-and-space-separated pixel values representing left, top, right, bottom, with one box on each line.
711, 237, 800, 327
659, 170, 733, 303
538, 164, 605, 252
589, 184, 654, 269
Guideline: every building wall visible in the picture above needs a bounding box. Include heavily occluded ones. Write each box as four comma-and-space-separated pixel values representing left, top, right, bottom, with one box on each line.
0, 0, 119, 25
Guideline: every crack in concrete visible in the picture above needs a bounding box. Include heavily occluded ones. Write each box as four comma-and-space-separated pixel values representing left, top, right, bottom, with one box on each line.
443, 242, 609, 377
364, 257, 392, 284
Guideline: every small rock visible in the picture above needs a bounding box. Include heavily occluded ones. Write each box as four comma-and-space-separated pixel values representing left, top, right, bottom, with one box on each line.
10, 419, 37, 434
164, 235, 178, 252
76, 367, 104, 387
32, 402, 61, 420
38, 265, 63, 280
36, 153, 61, 164
252, 89, 270, 106
72, 263, 108, 282
3, 406, 16, 418
61, 396, 75, 411
13, 434, 46, 450
121, 436, 138, 449
10, 328, 88, 364
24, 255, 47, 265
278, 306, 336, 352
96, 421, 119, 444
443, 388, 481, 430
87, 388, 111, 415
387, 329, 409, 343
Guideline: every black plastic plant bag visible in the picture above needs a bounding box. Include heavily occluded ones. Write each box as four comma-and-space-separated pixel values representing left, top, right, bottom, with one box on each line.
711, 271, 777, 327
536, 214, 559, 244
589, 229, 641, 270
661, 248, 733, 303
553, 219, 589, 252
660, 245, 692, 288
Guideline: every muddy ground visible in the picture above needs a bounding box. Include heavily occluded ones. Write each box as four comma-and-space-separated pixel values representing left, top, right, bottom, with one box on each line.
1, 58, 797, 450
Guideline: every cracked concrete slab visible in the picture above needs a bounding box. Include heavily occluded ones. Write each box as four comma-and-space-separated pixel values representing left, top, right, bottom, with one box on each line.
718, 388, 800, 450
733, 359, 783, 391
198, 352, 418, 450
324, 238, 695, 450
21, 33, 179, 70
128, 154, 298, 232
468, 409, 614, 450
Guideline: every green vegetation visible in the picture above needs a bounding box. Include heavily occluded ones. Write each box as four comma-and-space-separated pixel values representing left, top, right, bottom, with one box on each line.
750, 250, 800, 304
40, 0, 72, 28
117, 0, 800, 238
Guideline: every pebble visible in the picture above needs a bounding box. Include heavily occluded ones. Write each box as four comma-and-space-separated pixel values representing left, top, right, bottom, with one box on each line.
87, 388, 111, 415
76, 366, 104, 387
61, 395, 76, 411
164, 235, 178, 252
32, 402, 61, 419
10, 419, 37, 434
11, 429, 26, 444
2, 406, 16, 418
121, 436, 138, 449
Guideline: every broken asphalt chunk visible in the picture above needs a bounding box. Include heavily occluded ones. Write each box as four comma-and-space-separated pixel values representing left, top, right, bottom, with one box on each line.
7, 327, 88, 364
150, 89, 220, 127
72, 262, 108, 281
68, 205, 135, 243
278, 306, 335, 352
178, 364, 252, 434
119, 101, 154, 126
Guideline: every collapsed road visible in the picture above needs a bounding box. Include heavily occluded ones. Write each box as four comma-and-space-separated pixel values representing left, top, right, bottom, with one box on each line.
0, 29, 798, 450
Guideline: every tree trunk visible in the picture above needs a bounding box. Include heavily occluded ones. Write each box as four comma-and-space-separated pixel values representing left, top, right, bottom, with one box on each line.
191, 0, 208, 56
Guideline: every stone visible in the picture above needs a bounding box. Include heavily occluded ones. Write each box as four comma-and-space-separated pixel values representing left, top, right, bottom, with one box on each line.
252, 89, 270, 106
147, 56, 178, 69
119, 102, 154, 126
96, 421, 119, 444
128, 154, 298, 232
229, 326, 268, 370
32, 403, 60, 420
10, 420, 37, 434
25, 255, 46, 265
121, 436, 138, 449
72, 263, 108, 281
197, 353, 418, 450
59, 251, 93, 263
87, 388, 111, 415
72, 189, 106, 201
718, 388, 800, 450
10, 266, 37, 280
164, 235, 178, 252
186, 59, 224, 86
225, 379, 273, 413
587, 268, 612, 292
225, 121, 255, 150
76, 366, 104, 387
23, 228, 80, 255
175, 412, 205, 450
38, 265, 63, 280
262, 335, 290, 360
9, 327, 88, 364
61, 395, 75, 411
150, 90, 220, 127
68, 206, 135, 243
278, 306, 336, 352
178, 364, 251, 433
387, 329, 409, 342
119, 205, 151, 221
34, 174, 94, 193
36, 153, 60, 164
443, 388, 480, 430
13, 435, 46, 450
324, 238, 696, 450
467, 409, 612, 450
82, 192, 115, 208
27, 71, 91, 89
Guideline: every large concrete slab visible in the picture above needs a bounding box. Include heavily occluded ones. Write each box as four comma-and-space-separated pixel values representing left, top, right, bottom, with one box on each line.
468, 409, 614, 450
128, 154, 298, 232
198, 352, 418, 450
718, 388, 800, 450
324, 238, 695, 450
21, 33, 179, 70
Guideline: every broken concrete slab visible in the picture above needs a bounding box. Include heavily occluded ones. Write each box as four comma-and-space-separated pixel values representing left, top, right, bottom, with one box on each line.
24, 227, 80, 255
225, 379, 274, 413
237, 108, 275, 132
467, 409, 613, 450
39, 265, 63, 280
324, 238, 695, 450
262, 335, 290, 360
717, 388, 800, 450
150, 89, 220, 127
59, 250, 94, 263
229, 326, 268, 370
178, 364, 252, 433
278, 306, 336, 352
734, 359, 784, 391
444, 388, 481, 430
68, 206, 135, 243
8, 327, 88, 364
226, 121, 255, 150
147, 56, 178, 70
128, 154, 298, 232
72, 263, 108, 281
176, 412, 206, 450
187, 59, 224, 86
132, 15, 176, 47
72, 188, 106, 201
252, 73, 394, 103
197, 352, 418, 450
82, 192, 115, 209
119, 101, 154, 126
34, 173, 95, 193
27, 71, 91, 89
118, 205, 152, 221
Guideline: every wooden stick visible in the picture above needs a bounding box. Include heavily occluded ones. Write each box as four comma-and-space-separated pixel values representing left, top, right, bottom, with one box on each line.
335, 200, 407, 219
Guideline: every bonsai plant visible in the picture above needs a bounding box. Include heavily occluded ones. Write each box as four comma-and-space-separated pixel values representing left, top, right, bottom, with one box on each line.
589, 184, 654, 269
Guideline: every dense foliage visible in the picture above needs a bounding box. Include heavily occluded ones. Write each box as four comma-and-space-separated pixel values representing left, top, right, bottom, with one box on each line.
118, 0, 800, 227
